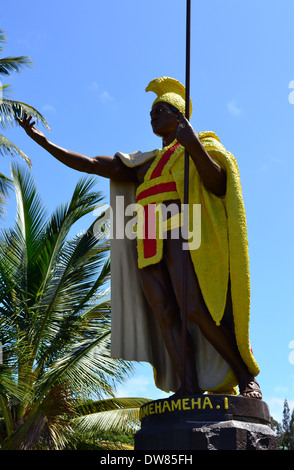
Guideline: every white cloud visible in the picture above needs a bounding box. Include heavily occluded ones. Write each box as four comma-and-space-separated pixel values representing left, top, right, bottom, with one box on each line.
266, 397, 285, 421
88, 81, 100, 92
88, 82, 114, 104
289, 80, 294, 105
41, 104, 56, 114
114, 365, 171, 401
227, 99, 242, 117
99, 90, 114, 104
266, 396, 294, 422
115, 375, 153, 398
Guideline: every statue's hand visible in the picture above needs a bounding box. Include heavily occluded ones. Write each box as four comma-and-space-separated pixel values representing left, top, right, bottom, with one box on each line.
175, 113, 198, 148
16, 113, 46, 140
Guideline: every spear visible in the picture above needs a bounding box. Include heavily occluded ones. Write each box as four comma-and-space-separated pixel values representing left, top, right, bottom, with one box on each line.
181, 0, 191, 395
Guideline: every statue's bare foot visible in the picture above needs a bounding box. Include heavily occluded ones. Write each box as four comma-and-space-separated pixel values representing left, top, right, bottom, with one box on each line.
239, 377, 262, 399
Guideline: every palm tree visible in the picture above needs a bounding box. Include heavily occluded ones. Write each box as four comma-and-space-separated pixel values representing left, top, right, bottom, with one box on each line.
0, 173, 12, 220
0, 163, 149, 450
0, 29, 48, 163
0, 28, 49, 219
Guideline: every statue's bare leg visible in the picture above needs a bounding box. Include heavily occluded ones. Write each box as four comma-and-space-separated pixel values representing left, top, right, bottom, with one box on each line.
138, 258, 200, 395
163, 233, 262, 399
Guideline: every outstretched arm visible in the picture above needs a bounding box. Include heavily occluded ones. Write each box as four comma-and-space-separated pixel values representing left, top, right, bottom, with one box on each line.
175, 113, 227, 197
16, 114, 137, 183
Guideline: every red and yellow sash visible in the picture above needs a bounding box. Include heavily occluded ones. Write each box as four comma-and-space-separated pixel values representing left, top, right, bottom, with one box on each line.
135, 141, 183, 268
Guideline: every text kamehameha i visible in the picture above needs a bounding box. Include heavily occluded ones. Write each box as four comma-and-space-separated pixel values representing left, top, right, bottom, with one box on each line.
140, 395, 229, 420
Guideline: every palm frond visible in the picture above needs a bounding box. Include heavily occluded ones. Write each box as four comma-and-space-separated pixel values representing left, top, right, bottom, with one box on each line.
77, 256, 111, 314
0, 172, 13, 220
0, 30, 6, 51
0, 30, 29, 58
34, 262, 111, 373
9, 163, 48, 306
0, 364, 30, 401
0, 99, 49, 130
0, 56, 32, 77
27, 179, 104, 357
0, 28, 32, 77
73, 397, 150, 436
0, 172, 12, 196
1, 383, 75, 450
37, 326, 132, 400
0, 133, 31, 166
0, 84, 11, 98
75, 396, 149, 415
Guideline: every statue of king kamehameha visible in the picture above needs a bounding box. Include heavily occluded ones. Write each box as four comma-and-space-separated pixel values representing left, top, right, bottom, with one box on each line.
17, 76, 262, 399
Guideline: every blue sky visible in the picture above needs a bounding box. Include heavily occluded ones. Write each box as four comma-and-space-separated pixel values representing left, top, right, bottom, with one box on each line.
1, 0, 294, 423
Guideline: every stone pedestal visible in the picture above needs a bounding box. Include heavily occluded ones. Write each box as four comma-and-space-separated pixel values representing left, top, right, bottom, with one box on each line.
134, 394, 278, 450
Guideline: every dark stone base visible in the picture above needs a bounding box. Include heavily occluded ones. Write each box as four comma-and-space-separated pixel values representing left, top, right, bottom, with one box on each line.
191, 420, 277, 450
134, 394, 278, 451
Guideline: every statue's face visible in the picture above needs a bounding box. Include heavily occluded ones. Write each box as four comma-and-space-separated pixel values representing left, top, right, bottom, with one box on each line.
150, 102, 179, 138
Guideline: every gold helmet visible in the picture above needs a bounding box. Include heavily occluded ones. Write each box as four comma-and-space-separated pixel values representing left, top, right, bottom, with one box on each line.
145, 76, 192, 118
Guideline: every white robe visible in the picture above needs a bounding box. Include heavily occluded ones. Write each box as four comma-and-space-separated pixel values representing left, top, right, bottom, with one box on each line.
110, 149, 235, 394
